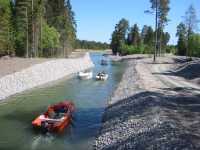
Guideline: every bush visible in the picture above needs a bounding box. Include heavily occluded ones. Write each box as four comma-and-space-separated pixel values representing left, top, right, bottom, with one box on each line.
188, 34, 200, 57
120, 44, 152, 55
166, 45, 177, 54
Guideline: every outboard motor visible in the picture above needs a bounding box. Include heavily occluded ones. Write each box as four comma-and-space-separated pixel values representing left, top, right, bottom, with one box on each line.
41, 121, 49, 134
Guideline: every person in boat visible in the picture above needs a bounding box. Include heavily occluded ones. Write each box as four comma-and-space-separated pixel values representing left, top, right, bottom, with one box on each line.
45, 102, 69, 119
45, 107, 56, 119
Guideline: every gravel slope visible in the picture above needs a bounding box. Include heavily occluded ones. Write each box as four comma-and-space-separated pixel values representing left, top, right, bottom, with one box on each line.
0, 53, 94, 101
94, 56, 200, 150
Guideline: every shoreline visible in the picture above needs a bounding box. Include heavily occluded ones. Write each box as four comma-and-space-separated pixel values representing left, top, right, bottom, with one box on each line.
0, 52, 94, 101
95, 55, 200, 149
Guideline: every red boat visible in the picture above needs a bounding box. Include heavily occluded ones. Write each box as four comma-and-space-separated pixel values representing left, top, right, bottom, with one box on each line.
32, 101, 75, 133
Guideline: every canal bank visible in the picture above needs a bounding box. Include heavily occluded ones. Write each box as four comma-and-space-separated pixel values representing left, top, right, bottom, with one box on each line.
0, 53, 94, 101
94, 56, 200, 150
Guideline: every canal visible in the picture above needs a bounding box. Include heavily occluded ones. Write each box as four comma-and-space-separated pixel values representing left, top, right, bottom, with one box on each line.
0, 52, 125, 150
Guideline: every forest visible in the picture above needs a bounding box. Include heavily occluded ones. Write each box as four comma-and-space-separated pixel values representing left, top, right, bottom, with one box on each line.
75, 40, 109, 50
0, 0, 76, 57
110, 1, 200, 59
1, 0, 200, 58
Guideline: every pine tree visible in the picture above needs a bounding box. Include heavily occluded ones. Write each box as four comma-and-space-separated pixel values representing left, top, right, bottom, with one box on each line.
110, 18, 129, 54
141, 25, 149, 43
127, 24, 141, 46
0, 0, 15, 56
184, 5, 199, 59
149, 0, 170, 60
176, 23, 187, 56
144, 26, 154, 46
144, 26, 154, 54
45, 0, 76, 57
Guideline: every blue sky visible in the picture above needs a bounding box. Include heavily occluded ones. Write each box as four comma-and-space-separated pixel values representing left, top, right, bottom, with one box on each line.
71, 0, 200, 44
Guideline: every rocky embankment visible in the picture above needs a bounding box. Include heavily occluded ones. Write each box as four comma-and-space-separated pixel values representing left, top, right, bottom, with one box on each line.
0, 53, 94, 101
94, 56, 200, 150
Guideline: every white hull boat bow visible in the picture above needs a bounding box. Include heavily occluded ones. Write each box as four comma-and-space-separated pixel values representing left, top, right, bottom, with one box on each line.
78, 71, 93, 80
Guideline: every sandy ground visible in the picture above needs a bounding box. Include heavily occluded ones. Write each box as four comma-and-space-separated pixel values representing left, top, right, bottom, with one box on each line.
94, 55, 200, 150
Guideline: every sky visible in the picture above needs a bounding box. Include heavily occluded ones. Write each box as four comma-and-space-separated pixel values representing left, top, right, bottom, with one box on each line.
71, 0, 200, 45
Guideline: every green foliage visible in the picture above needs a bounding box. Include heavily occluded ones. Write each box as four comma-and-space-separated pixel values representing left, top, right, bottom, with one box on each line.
166, 45, 177, 54
150, 0, 170, 25
120, 44, 140, 55
42, 22, 60, 49
120, 43, 154, 55
110, 19, 170, 55
143, 26, 154, 46
40, 22, 60, 57
46, 0, 76, 56
75, 40, 109, 50
127, 24, 141, 46
0, 0, 15, 56
1, 0, 77, 58
176, 23, 187, 56
111, 18, 129, 54
188, 34, 200, 57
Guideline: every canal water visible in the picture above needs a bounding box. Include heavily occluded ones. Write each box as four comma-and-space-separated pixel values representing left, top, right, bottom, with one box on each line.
0, 52, 125, 150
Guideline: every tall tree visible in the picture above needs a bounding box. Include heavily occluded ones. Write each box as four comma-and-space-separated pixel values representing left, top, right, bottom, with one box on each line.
0, 0, 15, 56
144, 26, 154, 54
46, 0, 76, 57
183, 5, 199, 58
188, 34, 200, 57
149, 0, 170, 61
127, 24, 141, 46
141, 25, 149, 42
111, 18, 129, 54
162, 32, 170, 51
15, 0, 43, 57
176, 23, 187, 56
144, 26, 154, 45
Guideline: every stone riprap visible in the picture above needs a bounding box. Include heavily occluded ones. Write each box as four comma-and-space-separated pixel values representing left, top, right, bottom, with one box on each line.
0, 53, 94, 101
94, 57, 200, 150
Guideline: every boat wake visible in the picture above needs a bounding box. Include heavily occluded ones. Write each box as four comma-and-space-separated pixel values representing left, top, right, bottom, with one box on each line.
31, 134, 54, 150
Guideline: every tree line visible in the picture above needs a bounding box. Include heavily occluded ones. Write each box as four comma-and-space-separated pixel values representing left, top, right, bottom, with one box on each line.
0, 0, 76, 58
111, 0, 170, 59
176, 5, 200, 59
111, 19, 170, 56
75, 40, 109, 50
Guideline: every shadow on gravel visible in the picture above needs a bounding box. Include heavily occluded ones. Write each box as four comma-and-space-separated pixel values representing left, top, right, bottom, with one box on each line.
152, 59, 200, 82
95, 88, 200, 150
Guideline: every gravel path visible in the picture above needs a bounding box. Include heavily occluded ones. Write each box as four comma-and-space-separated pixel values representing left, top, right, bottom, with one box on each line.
94, 56, 200, 150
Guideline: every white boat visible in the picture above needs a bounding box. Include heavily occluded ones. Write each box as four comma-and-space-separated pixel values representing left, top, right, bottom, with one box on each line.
78, 71, 93, 80
96, 72, 108, 80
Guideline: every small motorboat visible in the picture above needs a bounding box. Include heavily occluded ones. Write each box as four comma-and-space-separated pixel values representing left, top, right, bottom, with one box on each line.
32, 101, 75, 133
78, 71, 93, 80
96, 72, 108, 80
101, 59, 108, 66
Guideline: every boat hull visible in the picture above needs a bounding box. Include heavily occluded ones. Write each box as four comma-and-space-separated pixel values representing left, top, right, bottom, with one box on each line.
96, 74, 108, 80
32, 101, 75, 133
78, 72, 93, 80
